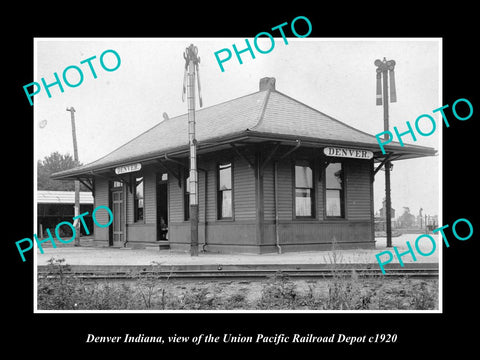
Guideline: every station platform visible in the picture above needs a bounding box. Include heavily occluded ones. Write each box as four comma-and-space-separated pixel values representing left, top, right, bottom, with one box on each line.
35, 233, 440, 267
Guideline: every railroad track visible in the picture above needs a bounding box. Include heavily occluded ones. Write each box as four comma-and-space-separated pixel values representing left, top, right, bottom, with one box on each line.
37, 264, 439, 280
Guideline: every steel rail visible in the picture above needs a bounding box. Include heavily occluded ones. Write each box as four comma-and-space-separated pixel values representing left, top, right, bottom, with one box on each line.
38, 267, 438, 281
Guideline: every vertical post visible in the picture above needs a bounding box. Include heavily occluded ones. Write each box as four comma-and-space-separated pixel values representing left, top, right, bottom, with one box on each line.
384, 161, 392, 247
185, 45, 199, 256
375, 58, 396, 248
67, 107, 80, 247
382, 67, 393, 248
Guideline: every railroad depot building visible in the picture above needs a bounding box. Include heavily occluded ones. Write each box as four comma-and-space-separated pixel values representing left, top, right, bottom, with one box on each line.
51, 77, 436, 253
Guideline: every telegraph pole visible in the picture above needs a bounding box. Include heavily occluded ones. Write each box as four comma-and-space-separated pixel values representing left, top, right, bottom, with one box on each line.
66, 107, 80, 247
375, 58, 396, 248
182, 44, 203, 256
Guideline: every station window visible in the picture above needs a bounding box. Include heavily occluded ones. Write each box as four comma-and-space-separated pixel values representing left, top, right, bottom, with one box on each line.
217, 162, 232, 219
184, 171, 190, 220
325, 162, 345, 218
134, 177, 144, 222
109, 180, 123, 189
295, 161, 315, 218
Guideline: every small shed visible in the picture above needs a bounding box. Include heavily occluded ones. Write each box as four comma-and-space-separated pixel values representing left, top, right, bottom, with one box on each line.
37, 190, 94, 236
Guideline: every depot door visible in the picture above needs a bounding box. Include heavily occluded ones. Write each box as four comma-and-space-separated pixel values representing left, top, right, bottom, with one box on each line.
111, 189, 124, 246
157, 173, 168, 241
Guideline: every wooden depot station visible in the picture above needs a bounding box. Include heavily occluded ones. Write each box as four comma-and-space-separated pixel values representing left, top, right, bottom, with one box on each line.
52, 77, 436, 253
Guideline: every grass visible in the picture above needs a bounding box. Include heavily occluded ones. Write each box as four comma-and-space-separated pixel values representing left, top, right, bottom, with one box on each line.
37, 257, 438, 311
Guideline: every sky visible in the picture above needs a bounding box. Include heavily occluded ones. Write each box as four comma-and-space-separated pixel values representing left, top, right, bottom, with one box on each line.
33, 38, 441, 218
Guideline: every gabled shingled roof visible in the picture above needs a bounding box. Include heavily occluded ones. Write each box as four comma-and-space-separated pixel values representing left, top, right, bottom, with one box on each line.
52, 84, 436, 180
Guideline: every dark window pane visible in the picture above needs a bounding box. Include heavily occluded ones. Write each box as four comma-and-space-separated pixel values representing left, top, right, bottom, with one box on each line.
184, 174, 190, 220
217, 163, 232, 219
135, 177, 144, 221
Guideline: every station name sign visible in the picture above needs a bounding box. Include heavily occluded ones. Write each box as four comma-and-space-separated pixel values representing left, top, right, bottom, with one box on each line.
115, 163, 142, 175
324, 147, 373, 160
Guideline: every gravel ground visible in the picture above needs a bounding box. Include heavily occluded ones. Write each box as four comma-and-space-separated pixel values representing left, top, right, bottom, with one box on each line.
35, 233, 440, 266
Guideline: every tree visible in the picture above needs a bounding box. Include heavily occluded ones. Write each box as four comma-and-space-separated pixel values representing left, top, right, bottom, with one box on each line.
37, 152, 87, 191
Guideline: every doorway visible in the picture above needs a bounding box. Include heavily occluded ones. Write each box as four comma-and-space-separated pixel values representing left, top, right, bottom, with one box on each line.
110, 188, 124, 246
157, 174, 168, 241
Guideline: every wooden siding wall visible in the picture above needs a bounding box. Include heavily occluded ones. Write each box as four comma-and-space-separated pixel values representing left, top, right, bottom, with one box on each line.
198, 170, 206, 223
167, 150, 257, 225
263, 162, 275, 221
316, 158, 325, 219
93, 177, 109, 242
263, 153, 373, 221
168, 167, 183, 223
168, 149, 258, 252
260, 149, 374, 251
168, 161, 207, 223
204, 159, 216, 222
276, 159, 293, 221
345, 160, 372, 221
144, 171, 157, 224
234, 153, 256, 221
126, 179, 133, 224
91, 146, 374, 252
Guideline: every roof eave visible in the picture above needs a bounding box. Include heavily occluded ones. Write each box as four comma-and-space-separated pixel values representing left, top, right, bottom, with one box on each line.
51, 131, 436, 181
243, 131, 437, 159
50, 132, 253, 180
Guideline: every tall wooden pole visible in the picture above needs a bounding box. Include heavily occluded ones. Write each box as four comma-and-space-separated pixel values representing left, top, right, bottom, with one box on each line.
382, 66, 393, 248
66, 107, 80, 247
183, 44, 202, 256
375, 58, 396, 248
